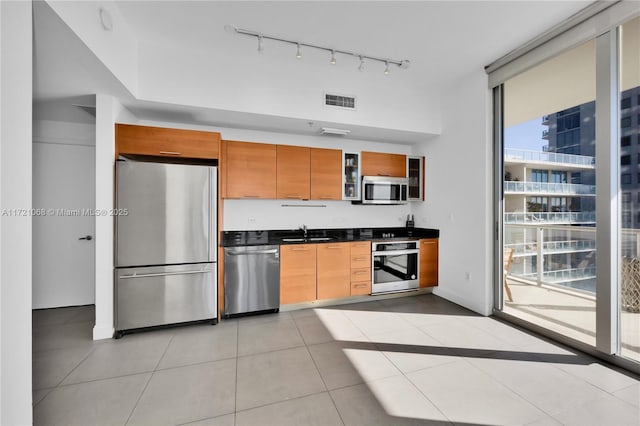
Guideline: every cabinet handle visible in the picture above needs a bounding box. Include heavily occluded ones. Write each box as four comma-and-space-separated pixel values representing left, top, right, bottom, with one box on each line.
292, 247, 309, 251
242, 195, 260, 198
286, 195, 301, 199
353, 283, 368, 288
353, 271, 368, 274
159, 151, 182, 155
377, 174, 391, 177
422, 241, 436, 245
326, 245, 343, 249
319, 196, 333, 200
353, 257, 368, 261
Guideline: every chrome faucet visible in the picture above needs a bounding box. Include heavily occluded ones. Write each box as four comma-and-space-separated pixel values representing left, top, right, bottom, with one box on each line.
300, 224, 308, 238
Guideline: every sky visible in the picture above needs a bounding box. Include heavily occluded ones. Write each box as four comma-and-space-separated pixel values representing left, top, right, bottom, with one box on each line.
504, 117, 547, 151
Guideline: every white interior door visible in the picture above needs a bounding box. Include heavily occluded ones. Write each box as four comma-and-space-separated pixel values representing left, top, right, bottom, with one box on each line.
33, 142, 95, 309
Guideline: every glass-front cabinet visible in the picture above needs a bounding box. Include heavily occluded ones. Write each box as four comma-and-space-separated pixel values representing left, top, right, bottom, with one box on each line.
407, 156, 424, 201
342, 151, 361, 200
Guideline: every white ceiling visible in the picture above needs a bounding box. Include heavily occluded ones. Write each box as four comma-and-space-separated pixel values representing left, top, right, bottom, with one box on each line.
33, 0, 595, 140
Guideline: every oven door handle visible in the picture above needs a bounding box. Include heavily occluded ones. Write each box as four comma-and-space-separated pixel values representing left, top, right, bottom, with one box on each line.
372, 249, 420, 256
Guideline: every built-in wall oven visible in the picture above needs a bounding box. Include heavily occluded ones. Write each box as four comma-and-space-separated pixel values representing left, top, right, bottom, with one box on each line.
371, 241, 419, 294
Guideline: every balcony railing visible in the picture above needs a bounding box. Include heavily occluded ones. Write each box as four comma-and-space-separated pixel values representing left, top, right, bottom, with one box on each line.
504, 181, 596, 195
504, 148, 595, 168
505, 239, 596, 256
542, 114, 550, 124
504, 212, 596, 224
505, 224, 640, 294
542, 129, 549, 139
520, 267, 596, 283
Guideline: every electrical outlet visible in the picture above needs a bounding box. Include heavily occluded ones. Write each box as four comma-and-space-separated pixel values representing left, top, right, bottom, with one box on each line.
248, 218, 256, 223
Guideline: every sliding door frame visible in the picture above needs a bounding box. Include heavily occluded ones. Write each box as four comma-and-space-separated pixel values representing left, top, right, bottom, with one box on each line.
492, 26, 640, 374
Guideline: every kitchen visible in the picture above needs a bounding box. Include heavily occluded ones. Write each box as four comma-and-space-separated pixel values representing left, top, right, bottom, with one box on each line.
112, 123, 440, 334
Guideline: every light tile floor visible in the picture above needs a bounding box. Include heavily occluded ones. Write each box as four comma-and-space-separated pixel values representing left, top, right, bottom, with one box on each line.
33, 295, 640, 425
504, 279, 640, 362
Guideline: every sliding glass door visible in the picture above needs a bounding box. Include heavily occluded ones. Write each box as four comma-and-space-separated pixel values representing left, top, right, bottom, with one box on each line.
500, 39, 598, 348
496, 14, 640, 369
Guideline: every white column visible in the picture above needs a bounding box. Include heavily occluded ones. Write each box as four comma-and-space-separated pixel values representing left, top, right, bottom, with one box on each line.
595, 30, 619, 355
0, 1, 33, 423
93, 94, 116, 340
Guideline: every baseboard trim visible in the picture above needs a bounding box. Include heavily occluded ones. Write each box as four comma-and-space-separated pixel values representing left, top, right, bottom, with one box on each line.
93, 324, 114, 340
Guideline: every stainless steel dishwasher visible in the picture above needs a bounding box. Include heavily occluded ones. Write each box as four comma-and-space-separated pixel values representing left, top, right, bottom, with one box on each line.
223, 245, 280, 317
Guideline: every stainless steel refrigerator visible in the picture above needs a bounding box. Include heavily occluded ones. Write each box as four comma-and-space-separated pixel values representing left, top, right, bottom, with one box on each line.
115, 158, 217, 335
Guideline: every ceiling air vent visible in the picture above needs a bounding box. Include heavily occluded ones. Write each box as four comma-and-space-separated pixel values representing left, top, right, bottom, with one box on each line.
324, 93, 356, 110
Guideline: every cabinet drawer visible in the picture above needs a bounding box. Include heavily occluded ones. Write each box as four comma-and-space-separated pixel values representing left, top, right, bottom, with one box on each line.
350, 254, 371, 269
351, 281, 371, 296
350, 241, 371, 256
350, 267, 371, 283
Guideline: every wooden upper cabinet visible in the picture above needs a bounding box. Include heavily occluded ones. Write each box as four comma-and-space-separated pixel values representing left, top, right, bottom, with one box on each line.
317, 243, 351, 300
361, 151, 407, 177
223, 140, 277, 199
310, 148, 342, 200
277, 145, 310, 200
280, 244, 317, 304
419, 238, 439, 287
115, 124, 220, 159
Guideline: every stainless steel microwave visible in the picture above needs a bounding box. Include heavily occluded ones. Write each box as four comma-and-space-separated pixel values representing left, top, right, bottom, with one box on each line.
361, 176, 408, 205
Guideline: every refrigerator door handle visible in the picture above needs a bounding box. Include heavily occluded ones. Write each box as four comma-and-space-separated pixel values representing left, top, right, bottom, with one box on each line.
119, 269, 210, 279
226, 249, 278, 255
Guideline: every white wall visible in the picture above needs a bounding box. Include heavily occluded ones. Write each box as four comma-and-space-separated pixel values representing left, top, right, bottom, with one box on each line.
413, 70, 494, 316
45, 0, 139, 95
0, 1, 33, 423
94, 95, 137, 340
137, 41, 441, 135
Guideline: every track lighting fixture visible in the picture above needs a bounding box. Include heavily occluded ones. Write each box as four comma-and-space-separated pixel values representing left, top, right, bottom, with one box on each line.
257, 35, 264, 53
225, 24, 410, 75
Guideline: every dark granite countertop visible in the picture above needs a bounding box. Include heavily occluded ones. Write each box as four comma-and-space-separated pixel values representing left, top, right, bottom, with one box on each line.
220, 227, 439, 247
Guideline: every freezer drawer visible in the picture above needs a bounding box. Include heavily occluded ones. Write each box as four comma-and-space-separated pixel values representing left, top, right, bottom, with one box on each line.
224, 246, 280, 316
116, 263, 217, 331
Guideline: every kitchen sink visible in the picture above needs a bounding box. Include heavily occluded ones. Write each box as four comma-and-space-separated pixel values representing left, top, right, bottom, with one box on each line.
281, 237, 334, 243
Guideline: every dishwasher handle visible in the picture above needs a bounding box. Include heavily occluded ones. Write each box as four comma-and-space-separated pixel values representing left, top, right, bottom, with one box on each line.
226, 249, 278, 255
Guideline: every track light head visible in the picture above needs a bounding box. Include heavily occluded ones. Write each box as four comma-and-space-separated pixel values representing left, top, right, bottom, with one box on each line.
384, 61, 390, 75
296, 43, 302, 59
358, 56, 365, 72
257, 35, 264, 53
330, 50, 336, 65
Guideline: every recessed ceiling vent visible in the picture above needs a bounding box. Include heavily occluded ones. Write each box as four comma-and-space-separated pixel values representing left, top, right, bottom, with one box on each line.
325, 93, 356, 110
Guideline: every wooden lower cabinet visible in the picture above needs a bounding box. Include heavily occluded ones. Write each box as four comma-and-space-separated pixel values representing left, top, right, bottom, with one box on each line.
350, 241, 371, 296
280, 244, 317, 304
317, 243, 351, 300
419, 238, 438, 287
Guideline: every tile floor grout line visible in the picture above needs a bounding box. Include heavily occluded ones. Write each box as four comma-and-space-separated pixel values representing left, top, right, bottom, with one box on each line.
122, 333, 176, 425
291, 311, 346, 426
49, 344, 98, 389
399, 370, 454, 426
233, 389, 333, 418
